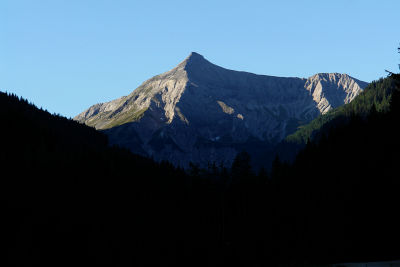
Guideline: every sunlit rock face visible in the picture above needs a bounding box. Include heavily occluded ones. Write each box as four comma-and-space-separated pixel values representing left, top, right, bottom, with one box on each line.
75, 52, 368, 168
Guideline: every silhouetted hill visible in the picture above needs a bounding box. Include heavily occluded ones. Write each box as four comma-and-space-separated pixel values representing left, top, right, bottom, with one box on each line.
1, 91, 188, 265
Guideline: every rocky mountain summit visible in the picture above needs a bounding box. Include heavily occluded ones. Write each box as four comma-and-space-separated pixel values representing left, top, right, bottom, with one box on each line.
75, 52, 368, 168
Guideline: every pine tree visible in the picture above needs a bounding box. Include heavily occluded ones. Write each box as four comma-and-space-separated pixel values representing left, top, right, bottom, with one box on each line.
231, 151, 252, 180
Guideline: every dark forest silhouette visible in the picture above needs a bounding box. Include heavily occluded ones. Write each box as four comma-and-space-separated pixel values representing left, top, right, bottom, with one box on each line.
3, 51, 400, 266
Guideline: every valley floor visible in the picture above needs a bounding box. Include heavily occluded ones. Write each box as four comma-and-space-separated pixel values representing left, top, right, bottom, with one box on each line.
331, 260, 400, 267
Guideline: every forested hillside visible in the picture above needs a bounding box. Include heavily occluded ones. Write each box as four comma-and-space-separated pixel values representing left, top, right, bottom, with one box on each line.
1, 92, 188, 265
272, 76, 397, 165
286, 76, 397, 144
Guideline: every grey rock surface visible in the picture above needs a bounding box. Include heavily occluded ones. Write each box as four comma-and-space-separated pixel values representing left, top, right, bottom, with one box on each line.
75, 52, 368, 168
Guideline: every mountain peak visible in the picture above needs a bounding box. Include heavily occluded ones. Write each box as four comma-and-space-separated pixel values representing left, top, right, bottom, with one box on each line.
75, 54, 368, 168
180, 52, 210, 68
187, 51, 204, 60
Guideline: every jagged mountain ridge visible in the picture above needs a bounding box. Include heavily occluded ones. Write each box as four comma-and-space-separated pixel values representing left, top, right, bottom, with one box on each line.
75, 52, 368, 167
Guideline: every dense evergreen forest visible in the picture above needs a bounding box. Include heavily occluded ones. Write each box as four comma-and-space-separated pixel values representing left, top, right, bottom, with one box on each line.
2, 69, 400, 265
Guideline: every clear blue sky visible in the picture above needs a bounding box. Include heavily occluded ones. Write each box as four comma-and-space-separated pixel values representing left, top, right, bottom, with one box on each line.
1, 0, 399, 118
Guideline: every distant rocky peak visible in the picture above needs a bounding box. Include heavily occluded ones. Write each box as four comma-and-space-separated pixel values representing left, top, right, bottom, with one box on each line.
309, 72, 349, 82
304, 73, 367, 114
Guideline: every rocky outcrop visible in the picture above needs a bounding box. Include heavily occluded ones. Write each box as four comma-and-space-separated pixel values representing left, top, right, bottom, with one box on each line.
75, 52, 368, 168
